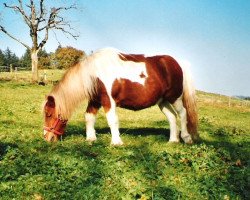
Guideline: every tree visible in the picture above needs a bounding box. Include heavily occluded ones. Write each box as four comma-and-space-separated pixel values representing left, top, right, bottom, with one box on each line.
19, 48, 32, 69
0, 0, 78, 82
38, 49, 51, 69
0, 49, 4, 66
52, 46, 85, 69
3, 47, 19, 68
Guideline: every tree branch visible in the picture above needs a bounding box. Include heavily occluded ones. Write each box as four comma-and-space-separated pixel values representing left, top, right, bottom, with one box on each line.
37, 0, 45, 22
29, 0, 37, 34
38, 26, 49, 50
37, 3, 78, 49
4, 1, 32, 28
0, 25, 30, 49
54, 26, 79, 39
54, 4, 77, 12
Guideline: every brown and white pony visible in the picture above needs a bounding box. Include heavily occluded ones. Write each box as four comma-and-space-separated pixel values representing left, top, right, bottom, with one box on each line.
43, 48, 198, 145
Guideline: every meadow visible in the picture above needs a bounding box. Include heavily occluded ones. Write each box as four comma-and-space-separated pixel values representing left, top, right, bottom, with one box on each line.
0, 70, 249, 200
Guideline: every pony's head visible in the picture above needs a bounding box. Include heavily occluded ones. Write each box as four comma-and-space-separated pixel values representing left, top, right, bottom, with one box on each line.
43, 96, 68, 142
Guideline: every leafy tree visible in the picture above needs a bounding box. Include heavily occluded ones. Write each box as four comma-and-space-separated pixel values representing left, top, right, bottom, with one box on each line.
38, 49, 51, 69
0, 0, 78, 82
52, 46, 85, 69
0, 49, 4, 66
55, 45, 62, 52
19, 49, 32, 69
3, 47, 19, 68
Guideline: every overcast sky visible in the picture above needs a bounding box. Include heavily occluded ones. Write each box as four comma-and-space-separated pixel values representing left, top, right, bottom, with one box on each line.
1, 0, 250, 96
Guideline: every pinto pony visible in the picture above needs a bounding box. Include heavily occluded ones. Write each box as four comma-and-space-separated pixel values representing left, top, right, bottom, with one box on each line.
43, 48, 198, 145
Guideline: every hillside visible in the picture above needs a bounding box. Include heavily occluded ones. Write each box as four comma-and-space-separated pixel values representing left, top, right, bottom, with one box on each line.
0, 70, 249, 199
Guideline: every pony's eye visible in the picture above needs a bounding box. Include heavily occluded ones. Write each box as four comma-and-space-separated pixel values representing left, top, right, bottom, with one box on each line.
46, 113, 52, 118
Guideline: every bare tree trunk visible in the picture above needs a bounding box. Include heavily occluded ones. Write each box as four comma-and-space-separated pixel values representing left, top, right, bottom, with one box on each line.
31, 50, 39, 82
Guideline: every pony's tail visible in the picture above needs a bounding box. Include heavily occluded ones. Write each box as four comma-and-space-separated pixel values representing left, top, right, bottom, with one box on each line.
180, 61, 199, 141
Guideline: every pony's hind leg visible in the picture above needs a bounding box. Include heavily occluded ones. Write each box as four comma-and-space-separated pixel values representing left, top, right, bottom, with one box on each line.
85, 101, 100, 142
173, 97, 193, 144
158, 101, 180, 142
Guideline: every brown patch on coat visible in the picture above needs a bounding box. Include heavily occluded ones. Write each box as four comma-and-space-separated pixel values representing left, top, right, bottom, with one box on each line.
86, 79, 111, 114
44, 96, 57, 127
139, 72, 146, 78
111, 53, 183, 110
119, 53, 146, 62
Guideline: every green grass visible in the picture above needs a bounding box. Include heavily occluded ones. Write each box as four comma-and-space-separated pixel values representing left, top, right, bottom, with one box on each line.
0, 70, 249, 200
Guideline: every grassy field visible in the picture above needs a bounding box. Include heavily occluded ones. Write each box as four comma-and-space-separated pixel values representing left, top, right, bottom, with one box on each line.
0, 70, 249, 200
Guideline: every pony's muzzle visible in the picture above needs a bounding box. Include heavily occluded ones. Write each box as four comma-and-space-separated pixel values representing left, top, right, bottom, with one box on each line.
44, 130, 59, 142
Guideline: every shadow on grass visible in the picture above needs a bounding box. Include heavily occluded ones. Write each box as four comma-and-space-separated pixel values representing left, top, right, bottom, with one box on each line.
66, 123, 170, 138
0, 142, 18, 160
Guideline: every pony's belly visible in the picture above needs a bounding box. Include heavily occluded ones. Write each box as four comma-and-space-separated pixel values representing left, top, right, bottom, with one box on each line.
116, 100, 156, 111
111, 78, 162, 111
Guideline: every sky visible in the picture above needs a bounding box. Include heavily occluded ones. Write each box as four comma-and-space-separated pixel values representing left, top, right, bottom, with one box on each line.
0, 0, 250, 96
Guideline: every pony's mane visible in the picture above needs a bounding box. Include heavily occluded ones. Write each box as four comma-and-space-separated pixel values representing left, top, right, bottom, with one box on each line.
49, 55, 99, 120
47, 48, 126, 120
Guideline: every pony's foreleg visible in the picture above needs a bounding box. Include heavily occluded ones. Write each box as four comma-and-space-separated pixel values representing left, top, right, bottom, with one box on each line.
158, 101, 180, 142
85, 102, 100, 142
173, 97, 193, 144
85, 113, 97, 142
105, 102, 123, 146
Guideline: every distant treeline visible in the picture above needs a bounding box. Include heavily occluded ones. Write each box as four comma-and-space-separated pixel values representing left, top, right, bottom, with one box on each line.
236, 96, 250, 101
0, 46, 85, 71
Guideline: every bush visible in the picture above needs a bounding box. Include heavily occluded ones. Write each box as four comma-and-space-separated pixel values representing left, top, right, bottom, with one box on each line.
51, 46, 85, 69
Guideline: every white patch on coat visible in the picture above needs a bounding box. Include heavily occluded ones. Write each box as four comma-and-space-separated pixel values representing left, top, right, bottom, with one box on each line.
87, 48, 148, 97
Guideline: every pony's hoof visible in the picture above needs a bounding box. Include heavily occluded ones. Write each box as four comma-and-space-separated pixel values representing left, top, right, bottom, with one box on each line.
111, 140, 124, 146
182, 135, 193, 144
86, 137, 97, 142
168, 139, 180, 143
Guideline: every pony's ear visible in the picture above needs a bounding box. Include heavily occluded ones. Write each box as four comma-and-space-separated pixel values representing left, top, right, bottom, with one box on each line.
46, 95, 55, 108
